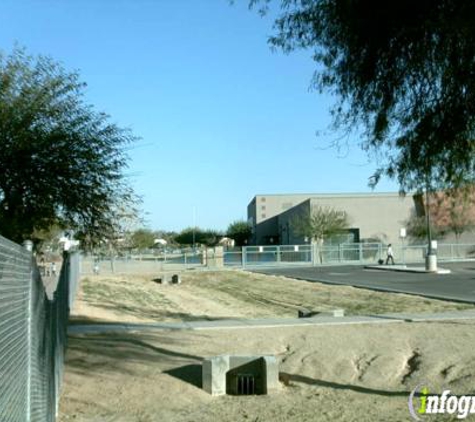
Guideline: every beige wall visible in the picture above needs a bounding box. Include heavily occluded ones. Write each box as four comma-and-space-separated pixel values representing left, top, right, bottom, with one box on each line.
307, 194, 414, 245
248, 194, 312, 244
249, 194, 311, 224
249, 193, 416, 245
277, 200, 312, 245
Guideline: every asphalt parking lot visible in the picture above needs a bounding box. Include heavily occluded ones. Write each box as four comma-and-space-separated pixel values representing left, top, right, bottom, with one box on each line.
255, 262, 475, 304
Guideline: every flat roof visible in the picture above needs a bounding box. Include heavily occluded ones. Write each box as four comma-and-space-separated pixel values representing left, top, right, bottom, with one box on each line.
252, 192, 406, 199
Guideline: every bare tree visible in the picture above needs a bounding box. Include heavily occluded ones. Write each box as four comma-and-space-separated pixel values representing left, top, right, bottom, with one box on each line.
292, 206, 349, 263
292, 206, 349, 243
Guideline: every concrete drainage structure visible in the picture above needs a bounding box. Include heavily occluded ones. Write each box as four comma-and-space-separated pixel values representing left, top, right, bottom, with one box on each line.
202, 355, 279, 396
153, 274, 181, 285
298, 308, 345, 318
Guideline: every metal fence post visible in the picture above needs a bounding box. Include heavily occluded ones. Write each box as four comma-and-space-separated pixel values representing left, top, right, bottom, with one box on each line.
312, 243, 318, 266
359, 243, 363, 262
23, 240, 33, 422
27, 274, 33, 422
277, 246, 281, 265
242, 247, 247, 268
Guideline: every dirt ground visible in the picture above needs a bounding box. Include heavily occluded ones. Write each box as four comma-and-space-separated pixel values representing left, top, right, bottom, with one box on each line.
59, 270, 475, 421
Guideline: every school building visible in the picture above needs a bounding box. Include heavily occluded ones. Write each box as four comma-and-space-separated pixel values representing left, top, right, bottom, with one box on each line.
247, 192, 417, 246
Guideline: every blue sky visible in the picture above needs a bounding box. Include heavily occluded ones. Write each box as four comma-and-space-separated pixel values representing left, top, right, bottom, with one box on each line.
1, 0, 398, 232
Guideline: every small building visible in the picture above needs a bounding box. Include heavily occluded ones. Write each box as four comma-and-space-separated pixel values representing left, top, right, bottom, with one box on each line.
219, 237, 235, 248
247, 192, 416, 246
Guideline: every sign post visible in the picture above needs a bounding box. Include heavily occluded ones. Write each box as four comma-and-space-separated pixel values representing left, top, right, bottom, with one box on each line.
399, 228, 406, 266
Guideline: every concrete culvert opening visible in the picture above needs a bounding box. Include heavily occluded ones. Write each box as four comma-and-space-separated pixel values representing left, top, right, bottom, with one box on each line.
226, 357, 267, 395
203, 355, 279, 396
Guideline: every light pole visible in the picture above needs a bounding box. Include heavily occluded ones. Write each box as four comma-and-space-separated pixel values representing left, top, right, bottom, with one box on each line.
425, 186, 437, 271
192, 206, 196, 251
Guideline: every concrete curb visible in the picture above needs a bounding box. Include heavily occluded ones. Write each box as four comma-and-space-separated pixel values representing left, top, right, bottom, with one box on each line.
68, 310, 475, 335
364, 265, 451, 274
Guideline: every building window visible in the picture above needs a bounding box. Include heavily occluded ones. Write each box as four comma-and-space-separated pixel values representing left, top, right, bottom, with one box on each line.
261, 213, 266, 219
261, 205, 266, 210
261, 197, 266, 202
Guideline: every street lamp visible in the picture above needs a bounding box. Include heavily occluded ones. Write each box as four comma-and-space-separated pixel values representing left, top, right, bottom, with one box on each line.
192, 206, 196, 251
425, 187, 437, 271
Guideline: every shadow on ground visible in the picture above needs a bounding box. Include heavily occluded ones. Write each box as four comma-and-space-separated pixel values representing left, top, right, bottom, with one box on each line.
164, 364, 203, 389
66, 332, 204, 376
279, 372, 410, 397
160, 368, 412, 397
71, 304, 240, 323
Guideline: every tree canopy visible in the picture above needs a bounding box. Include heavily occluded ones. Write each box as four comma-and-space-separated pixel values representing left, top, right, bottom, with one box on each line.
130, 228, 156, 250
405, 212, 445, 243
407, 188, 475, 242
0, 48, 137, 245
174, 227, 222, 247
291, 205, 349, 243
252, 0, 475, 191
226, 220, 252, 246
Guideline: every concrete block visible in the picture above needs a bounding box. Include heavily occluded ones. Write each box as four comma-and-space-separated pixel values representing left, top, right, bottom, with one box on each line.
203, 246, 224, 268
202, 354, 279, 396
425, 253, 437, 272
171, 274, 181, 284
298, 308, 345, 318
262, 355, 279, 392
331, 309, 345, 317
202, 355, 228, 396
154, 275, 169, 284
298, 308, 315, 318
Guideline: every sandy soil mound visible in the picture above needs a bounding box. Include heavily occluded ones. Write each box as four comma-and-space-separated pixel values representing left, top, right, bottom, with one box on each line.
59, 271, 474, 421
59, 321, 475, 422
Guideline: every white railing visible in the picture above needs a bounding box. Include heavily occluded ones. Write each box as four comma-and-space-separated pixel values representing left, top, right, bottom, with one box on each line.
80, 242, 475, 273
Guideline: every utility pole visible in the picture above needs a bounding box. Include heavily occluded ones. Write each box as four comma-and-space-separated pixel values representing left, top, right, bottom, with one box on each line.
192, 206, 196, 251
425, 182, 437, 272
425, 185, 433, 254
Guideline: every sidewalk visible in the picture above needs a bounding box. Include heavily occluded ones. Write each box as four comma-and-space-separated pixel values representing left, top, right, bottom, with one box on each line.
364, 264, 451, 274
68, 309, 475, 335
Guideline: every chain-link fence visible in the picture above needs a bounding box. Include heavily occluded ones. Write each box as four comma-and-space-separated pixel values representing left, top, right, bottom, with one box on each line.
235, 243, 381, 266
0, 235, 80, 422
78, 242, 475, 275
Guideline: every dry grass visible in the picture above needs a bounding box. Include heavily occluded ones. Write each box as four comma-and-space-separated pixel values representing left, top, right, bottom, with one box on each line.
72, 269, 472, 325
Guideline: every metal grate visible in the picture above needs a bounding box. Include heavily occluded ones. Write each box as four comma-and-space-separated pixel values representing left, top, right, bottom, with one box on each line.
236, 374, 256, 395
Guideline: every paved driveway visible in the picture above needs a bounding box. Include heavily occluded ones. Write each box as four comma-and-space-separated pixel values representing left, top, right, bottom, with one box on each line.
254, 262, 475, 303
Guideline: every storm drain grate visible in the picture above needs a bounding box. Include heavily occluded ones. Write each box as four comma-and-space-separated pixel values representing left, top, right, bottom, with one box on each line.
236, 374, 256, 395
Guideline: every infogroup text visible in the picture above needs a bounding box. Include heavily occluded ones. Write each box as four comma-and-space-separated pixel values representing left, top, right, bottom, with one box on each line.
409, 385, 475, 420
